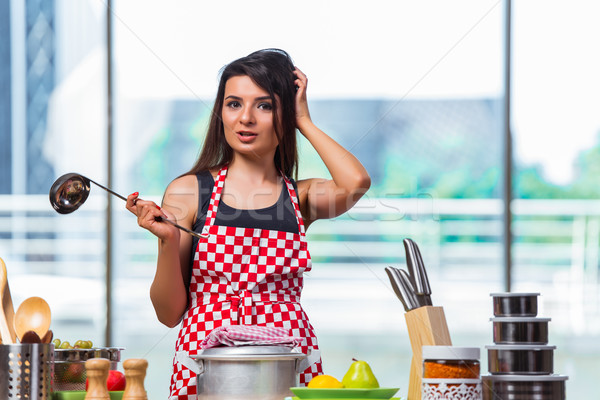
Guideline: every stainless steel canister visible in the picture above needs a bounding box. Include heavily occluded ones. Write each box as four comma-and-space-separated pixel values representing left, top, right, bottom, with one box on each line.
491, 292, 539, 317
491, 317, 550, 344
482, 374, 567, 400
487, 344, 555, 375
177, 345, 320, 400
0, 343, 54, 400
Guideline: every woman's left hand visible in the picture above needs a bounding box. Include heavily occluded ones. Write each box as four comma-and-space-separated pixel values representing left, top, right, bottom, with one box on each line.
294, 68, 312, 131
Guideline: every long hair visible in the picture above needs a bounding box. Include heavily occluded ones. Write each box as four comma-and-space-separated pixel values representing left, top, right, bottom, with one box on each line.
186, 49, 298, 179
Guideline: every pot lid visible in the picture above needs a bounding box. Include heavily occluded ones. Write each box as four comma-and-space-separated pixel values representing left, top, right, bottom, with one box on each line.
193, 345, 306, 360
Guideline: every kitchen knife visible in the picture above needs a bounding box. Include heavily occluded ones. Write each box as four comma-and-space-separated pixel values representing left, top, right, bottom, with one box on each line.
385, 267, 411, 312
411, 239, 433, 300
403, 238, 420, 290
395, 268, 421, 311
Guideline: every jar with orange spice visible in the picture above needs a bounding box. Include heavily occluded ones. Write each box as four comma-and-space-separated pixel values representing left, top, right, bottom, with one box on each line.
421, 346, 482, 400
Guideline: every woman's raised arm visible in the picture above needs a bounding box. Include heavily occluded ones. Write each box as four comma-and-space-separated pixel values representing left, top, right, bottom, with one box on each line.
293, 68, 371, 226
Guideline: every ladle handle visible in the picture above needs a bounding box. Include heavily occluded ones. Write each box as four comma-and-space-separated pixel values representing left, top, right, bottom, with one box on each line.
159, 217, 209, 239
89, 179, 128, 202
90, 179, 209, 240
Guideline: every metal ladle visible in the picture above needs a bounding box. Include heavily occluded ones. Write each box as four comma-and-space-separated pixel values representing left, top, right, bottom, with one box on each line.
49, 173, 207, 239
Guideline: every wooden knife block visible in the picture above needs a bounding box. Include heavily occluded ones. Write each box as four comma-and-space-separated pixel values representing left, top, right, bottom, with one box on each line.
405, 306, 452, 400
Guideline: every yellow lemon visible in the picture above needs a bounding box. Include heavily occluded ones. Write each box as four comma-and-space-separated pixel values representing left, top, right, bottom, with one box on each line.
307, 374, 345, 389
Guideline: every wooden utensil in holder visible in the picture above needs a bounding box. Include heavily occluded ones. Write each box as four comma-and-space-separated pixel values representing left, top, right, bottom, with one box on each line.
405, 305, 452, 400
0, 257, 17, 344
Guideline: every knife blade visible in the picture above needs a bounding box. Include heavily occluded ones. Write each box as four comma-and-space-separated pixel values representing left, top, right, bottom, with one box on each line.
395, 268, 421, 311
411, 239, 432, 297
403, 238, 420, 290
385, 267, 411, 312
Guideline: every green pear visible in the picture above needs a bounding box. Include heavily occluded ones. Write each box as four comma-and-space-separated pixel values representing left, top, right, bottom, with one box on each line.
341, 358, 380, 388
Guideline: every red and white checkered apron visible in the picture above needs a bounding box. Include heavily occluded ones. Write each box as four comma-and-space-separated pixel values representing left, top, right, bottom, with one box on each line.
169, 165, 323, 399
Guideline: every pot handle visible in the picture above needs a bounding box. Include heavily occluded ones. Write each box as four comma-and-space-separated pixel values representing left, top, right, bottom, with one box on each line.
296, 349, 321, 373
175, 351, 204, 375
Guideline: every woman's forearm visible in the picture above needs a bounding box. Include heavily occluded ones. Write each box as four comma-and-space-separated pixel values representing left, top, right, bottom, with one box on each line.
150, 236, 188, 328
298, 118, 371, 196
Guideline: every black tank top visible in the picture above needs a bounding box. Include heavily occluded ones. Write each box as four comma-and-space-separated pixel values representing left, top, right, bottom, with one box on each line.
190, 170, 301, 259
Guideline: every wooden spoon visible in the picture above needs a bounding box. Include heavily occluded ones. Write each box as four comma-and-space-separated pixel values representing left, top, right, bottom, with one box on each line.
14, 296, 52, 342
41, 329, 53, 344
0, 257, 17, 344
20, 330, 41, 344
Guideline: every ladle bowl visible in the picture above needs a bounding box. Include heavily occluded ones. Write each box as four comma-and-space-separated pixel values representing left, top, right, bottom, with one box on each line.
49, 173, 122, 214
14, 296, 52, 342
49, 172, 207, 239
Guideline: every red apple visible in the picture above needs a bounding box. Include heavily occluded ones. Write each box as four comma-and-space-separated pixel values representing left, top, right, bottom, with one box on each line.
86, 370, 126, 391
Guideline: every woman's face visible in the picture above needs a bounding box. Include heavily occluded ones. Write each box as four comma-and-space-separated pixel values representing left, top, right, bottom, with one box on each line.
222, 75, 280, 160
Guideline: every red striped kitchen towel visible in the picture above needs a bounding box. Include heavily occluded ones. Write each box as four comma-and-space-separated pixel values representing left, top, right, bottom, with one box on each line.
200, 325, 302, 349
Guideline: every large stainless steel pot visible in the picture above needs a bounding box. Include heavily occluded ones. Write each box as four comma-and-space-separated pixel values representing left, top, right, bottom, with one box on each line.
176, 345, 320, 400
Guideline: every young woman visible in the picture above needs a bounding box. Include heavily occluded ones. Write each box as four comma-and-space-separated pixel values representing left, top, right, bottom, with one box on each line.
126, 49, 371, 399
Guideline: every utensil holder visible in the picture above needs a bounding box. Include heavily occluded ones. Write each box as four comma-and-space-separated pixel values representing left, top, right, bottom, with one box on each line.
0, 343, 54, 400
405, 306, 452, 400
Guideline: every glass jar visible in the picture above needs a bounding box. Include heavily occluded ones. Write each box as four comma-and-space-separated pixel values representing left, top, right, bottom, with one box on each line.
423, 346, 480, 379
421, 346, 482, 400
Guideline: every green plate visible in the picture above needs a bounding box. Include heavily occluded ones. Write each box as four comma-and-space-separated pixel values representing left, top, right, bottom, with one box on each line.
289, 387, 400, 399
291, 398, 401, 400
52, 391, 123, 400
292, 398, 401, 400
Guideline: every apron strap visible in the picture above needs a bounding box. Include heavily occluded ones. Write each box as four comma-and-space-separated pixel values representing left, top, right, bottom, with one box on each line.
202, 165, 307, 237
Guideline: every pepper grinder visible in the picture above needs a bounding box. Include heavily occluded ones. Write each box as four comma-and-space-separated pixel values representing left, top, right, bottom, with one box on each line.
122, 358, 149, 400
85, 358, 111, 400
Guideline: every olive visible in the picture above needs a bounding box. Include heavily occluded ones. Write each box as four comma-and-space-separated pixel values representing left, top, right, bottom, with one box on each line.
73, 340, 84, 348
52, 339, 61, 348
85, 340, 94, 349
59, 341, 72, 349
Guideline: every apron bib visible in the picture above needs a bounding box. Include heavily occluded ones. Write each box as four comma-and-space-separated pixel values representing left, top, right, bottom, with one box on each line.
169, 165, 322, 400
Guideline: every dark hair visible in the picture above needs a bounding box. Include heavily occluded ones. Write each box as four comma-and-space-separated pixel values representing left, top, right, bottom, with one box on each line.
186, 49, 298, 178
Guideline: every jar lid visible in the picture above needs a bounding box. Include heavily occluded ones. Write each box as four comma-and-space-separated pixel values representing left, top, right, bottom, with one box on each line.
422, 346, 480, 361
490, 292, 540, 297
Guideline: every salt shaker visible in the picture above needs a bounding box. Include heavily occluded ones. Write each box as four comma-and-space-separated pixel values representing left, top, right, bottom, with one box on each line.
122, 358, 149, 400
84, 358, 110, 400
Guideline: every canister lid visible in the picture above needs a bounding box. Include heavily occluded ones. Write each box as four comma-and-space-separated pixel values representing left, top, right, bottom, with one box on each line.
489, 317, 551, 322
482, 374, 568, 382
490, 292, 540, 297
422, 346, 480, 361
485, 344, 556, 350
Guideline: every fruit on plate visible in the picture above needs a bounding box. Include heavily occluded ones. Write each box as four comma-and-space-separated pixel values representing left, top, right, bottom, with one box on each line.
86, 370, 126, 391
307, 374, 345, 388
341, 358, 380, 388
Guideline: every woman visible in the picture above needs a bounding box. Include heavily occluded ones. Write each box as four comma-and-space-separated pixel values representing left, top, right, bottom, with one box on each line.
126, 49, 371, 399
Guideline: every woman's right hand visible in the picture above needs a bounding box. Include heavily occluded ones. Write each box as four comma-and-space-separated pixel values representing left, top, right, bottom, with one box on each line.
126, 192, 180, 241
